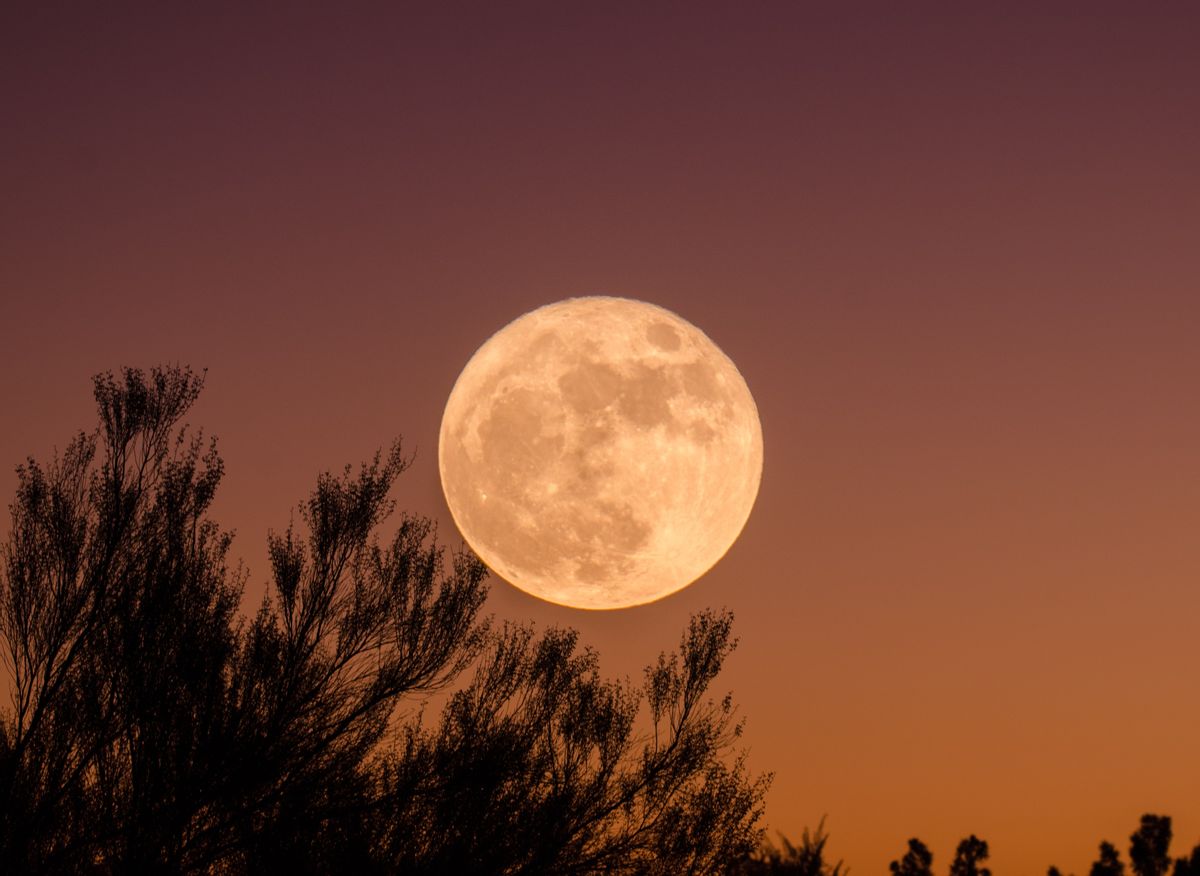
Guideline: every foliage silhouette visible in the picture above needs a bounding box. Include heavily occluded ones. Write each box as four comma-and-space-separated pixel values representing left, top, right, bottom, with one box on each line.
373, 610, 768, 874
885, 835, 991, 876
1091, 841, 1127, 876
949, 836, 991, 876
1131, 816, 1174, 876
888, 822, 1198, 876
739, 817, 846, 876
1174, 845, 1200, 876
1040, 816, 1198, 876
889, 838, 934, 876
0, 366, 769, 874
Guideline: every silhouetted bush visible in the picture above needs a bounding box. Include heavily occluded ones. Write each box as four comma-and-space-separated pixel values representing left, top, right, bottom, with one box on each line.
1132, 816, 1174, 876
891, 838, 934, 876
1174, 845, 1200, 876
0, 366, 769, 873
739, 817, 847, 876
1091, 842, 1128, 876
949, 835, 991, 876
891, 815, 1199, 876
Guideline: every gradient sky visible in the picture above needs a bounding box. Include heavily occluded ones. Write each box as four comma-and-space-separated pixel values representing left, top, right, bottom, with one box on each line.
3, 4, 1198, 872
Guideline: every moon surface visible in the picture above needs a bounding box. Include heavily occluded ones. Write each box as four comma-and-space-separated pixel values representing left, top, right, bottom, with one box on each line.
438, 296, 763, 610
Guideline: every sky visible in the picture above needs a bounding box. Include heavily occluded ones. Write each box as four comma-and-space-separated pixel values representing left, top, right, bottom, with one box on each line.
3, 3, 1198, 872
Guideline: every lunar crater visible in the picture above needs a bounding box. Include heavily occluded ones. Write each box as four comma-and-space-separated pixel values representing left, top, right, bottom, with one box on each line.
646, 321, 682, 350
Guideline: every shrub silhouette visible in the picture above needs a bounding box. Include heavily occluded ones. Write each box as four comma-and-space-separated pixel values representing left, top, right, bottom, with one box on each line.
892, 815, 1200, 876
950, 835, 991, 876
1131, 816, 1174, 876
0, 366, 768, 873
739, 817, 847, 876
885, 835, 990, 876
1092, 842, 1128, 876
1174, 846, 1200, 876
890, 838, 934, 876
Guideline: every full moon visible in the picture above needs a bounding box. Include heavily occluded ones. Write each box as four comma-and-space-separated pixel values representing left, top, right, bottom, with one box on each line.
438, 297, 763, 609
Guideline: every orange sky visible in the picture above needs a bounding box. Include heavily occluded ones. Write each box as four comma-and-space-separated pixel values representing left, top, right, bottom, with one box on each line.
3, 4, 1198, 871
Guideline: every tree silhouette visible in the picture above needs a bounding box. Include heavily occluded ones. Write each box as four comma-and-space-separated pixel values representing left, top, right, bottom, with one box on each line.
740, 817, 847, 876
373, 610, 769, 874
1131, 816, 1174, 876
890, 838, 934, 876
1093, 841, 1128, 876
949, 835, 991, 876
1174, 845, 1200, 876
0, 366, 769, 873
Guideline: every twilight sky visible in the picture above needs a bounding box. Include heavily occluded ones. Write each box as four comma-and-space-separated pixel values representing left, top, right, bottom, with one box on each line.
3, 4, 1198, 872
